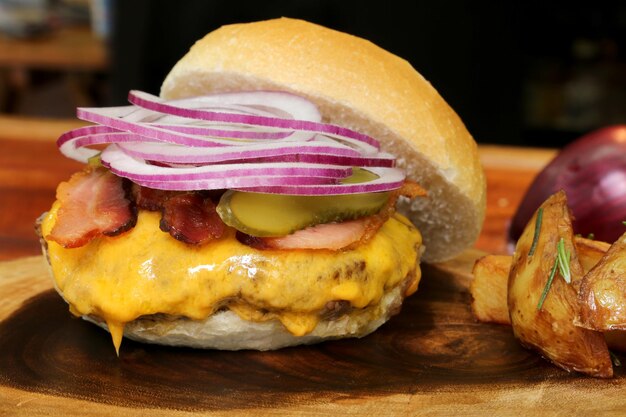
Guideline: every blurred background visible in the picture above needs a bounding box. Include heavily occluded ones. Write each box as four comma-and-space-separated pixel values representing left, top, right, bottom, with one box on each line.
1, 0, 625, 147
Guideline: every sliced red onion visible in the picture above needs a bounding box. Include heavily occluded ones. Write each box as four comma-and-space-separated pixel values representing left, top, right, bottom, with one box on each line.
57, 90, 404, 196
79, 106, 320, 146
58, 128, 155, 163
135, 176, 338, 191
150, 153, 395, 168
100, 144, 352, 182
117, 137, 356, 162
79, 92, 320, 144
148, 90, 322, 121
152, 124, 293, 140
58, 127, 309, 164
128, 90, 380, 154
59, 127, 395, 168
78, 106, 262, 147
222, 152, 394, 167
57, 125, 119, 161
240, 167, 406, 195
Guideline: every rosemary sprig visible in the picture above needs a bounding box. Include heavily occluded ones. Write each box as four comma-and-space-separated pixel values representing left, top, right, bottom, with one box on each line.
528, 208, 543, 257
556, 237, 571, 284
537, 237, 572, 310
537, 255, 559, 311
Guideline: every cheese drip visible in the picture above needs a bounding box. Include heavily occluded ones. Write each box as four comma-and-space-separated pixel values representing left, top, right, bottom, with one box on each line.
41, 204, 421, 352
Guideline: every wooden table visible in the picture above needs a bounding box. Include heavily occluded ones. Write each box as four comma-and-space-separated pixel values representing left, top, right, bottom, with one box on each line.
0, 121, 556, 260
0, 26, 108, 112
0, 116, 86, 259
0, 26, 108, 71
15, 124, 621, 416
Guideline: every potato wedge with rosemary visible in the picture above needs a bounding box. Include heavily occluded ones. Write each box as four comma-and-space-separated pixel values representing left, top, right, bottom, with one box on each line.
508, 191, 612, 377
470, 237, 626, 352
579, 231, 626, 330
471, 237, 610, 326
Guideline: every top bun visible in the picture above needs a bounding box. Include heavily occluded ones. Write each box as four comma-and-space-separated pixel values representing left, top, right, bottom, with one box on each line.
161, 17, 485, 262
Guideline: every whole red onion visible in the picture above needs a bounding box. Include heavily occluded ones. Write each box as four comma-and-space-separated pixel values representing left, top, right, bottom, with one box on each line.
510, 126, 626, 244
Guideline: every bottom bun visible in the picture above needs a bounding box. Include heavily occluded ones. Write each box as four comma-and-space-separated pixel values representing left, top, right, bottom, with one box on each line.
84, 283, 405, 351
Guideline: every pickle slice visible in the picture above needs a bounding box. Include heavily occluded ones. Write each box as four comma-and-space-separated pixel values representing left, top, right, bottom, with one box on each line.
217, 190, 389, 237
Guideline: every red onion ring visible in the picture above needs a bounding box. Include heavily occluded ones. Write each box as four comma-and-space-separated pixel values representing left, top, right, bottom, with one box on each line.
57, 90, 405, 195
60, 129, 394, 167
135, 176, 339, 191
58, 127, 158, 162
117, 139, 376, 163
77, 106, 267, 147
240, 167, 406, 195
148, 90, 322, 121
128, 90, 381, 153
149, 153, 395, 168
100, 144, 353, 182
151, 124, 293, 140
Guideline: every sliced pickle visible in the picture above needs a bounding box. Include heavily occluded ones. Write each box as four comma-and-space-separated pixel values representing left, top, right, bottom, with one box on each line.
217, 190, 389, 237
340, 167, 380, 184
87, 153, 102, 167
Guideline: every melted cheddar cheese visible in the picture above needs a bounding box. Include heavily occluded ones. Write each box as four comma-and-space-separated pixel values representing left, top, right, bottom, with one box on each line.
41, 203, 422, 351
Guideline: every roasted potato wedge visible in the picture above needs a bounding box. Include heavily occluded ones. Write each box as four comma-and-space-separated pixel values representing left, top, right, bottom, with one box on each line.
471, 237, 610, 326
508, 191, 612, 377
579, 232, 626, 330
576, 237, 611, 273
470, 236, 626, 352
470, 255, 511, 324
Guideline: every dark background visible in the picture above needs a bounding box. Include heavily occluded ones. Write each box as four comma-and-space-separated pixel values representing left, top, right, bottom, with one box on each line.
6, 0, 626, 148
109, 0, 626, 147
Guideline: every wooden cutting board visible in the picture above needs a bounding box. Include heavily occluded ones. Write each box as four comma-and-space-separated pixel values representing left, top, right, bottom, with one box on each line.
1, 252, 625, 416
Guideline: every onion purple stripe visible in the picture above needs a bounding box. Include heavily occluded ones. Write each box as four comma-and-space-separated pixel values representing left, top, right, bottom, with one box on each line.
57, 90, 404, 196
128, 90, 381, 150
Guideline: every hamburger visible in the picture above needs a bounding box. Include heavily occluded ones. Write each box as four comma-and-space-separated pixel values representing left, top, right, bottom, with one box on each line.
38, 18, 485, 353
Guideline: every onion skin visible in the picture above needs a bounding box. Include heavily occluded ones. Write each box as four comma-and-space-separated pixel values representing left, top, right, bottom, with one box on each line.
510, 126, 626, 245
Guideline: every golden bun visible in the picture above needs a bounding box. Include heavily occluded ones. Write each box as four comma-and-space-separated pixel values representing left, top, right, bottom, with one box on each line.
161, 17, 486, 262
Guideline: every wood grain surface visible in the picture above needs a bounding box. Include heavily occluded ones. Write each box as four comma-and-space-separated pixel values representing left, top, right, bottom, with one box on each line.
0, 26, 108, 70
7, 123, 624, 415
0, 117, 85, 260
1, 253, 625, 416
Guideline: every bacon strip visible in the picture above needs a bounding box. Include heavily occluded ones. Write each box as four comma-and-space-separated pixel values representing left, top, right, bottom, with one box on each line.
47, 167, 137, 248
350, 180, 427, 247
259, 219, 369, 250
131, 183, 175, 211
160, 193, 224, 245
240, 180, 427, 251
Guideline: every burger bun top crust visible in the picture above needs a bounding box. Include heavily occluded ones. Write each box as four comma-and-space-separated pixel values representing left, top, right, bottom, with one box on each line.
160, 17, 486, 262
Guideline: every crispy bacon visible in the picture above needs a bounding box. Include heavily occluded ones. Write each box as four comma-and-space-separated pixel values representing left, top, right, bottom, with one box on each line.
159, 193, 224, 245
240, 180, 427, 251
350, 179, 427, 247
395, 180, 428, 200
266, 220, 368, 250
47, 167, 137, 248
131, 183, 176, 211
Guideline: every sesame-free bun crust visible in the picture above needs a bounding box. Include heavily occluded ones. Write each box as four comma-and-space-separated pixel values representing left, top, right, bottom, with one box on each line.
161, 17, 486, 262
